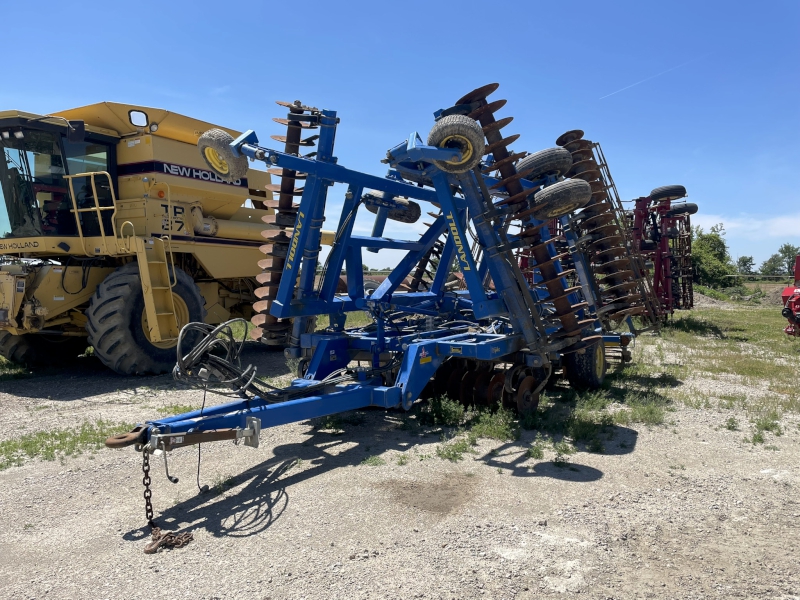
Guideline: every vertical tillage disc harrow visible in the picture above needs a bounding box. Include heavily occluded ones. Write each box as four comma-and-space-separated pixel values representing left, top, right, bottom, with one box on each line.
252, 100, 320, 344
455, 83, 596, 346
555, 130, 662, 330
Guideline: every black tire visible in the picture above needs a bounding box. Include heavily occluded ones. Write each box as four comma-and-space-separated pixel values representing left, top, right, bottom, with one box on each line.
363, 191, 422, 224
532, 179, 592, 220
427, 115, 485, 174
86, 262, 206, 375
650, 185, 686, 202
563, 340, 606, 391
666, 202, 698, 216
198, 128, 249, 182
0, 331, 87, 367
516, 147, 573, 181
363, 278, 381, 296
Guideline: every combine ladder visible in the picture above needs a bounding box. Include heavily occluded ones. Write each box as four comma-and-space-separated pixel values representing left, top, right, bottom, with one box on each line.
134, 237, 179, 344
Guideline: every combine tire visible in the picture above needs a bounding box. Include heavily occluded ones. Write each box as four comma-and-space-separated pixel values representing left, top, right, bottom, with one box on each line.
86, 262, 206, 375
0, 331, 87, 367
198, 128, 249, 182
532, 178, 592, 219
563, 340, 606, 391
516, 147, 573, 181
427, 115, 485, 174
650, 185, 686, 202
364, 192, 421, 224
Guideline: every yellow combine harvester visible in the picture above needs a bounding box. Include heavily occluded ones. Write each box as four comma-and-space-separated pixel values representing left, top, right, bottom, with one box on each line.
0, 102, 308, 374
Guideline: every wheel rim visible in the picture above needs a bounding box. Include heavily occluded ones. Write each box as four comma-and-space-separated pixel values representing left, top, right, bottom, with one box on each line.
141, 293, 190, 349
593, 342, 605, 380
203, 146, 230, 175
439, 134, 474, 167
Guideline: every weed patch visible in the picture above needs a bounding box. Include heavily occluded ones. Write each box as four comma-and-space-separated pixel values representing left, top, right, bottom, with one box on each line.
361, 455, 386, 467
0, 420, 135, 470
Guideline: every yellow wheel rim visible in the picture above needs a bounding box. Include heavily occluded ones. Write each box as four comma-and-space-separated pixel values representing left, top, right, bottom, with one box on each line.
594, 342, 605, 379
204, 146, 230, 175
141, 294, 190, 350
439, 134, 474, 166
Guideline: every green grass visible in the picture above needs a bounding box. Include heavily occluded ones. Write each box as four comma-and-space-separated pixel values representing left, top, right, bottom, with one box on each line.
361, 455, 386, 466
156, 403, 197, 416
316, 311, 374, 330
469, 408, 518, 441
0, 356, 32, 382
396, 453, 409, 465
436, 433, 477, 462
0, 419, 135, 470
725, 416, 739, 431
420, 395, 466, 427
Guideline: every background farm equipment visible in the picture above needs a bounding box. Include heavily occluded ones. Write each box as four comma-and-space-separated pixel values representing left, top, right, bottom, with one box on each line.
781, 255, 800, 337
0, 103, 340, 374
629, 185, 697, 317
106, 85, 694, 525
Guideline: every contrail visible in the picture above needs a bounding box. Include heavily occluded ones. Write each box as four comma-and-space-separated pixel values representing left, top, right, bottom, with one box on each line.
598, 55, 707, 100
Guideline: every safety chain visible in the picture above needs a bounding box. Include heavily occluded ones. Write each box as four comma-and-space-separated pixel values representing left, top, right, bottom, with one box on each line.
142, 450, 154, 525
141, 450, 194, 554
144, 527, 194, 554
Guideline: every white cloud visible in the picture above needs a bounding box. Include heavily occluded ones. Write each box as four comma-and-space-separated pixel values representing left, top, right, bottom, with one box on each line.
693, 212, 800, 262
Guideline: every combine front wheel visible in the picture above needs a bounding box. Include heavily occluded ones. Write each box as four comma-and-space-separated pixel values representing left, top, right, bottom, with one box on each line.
86, 262, 206, 375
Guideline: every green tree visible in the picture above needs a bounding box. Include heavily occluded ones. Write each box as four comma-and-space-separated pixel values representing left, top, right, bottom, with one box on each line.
778, 243, 800, 275
691, 224, 735, 287
736, 256, 755, 275
760, 254, 785, 277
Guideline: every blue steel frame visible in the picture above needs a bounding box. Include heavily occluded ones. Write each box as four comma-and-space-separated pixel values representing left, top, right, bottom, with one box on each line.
139, 115, 629, 447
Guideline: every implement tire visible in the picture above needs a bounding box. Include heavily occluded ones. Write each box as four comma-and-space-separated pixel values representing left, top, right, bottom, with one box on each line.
532, 178, 592, 220
198, 128, 249, 182
364, 191, 422, 224
650, 185, 686, 202
86, 262, 206, 375
516, 147, 573, 181
563, 340, 606, 391
427, 115, 485, 174
0, 331, 87, 367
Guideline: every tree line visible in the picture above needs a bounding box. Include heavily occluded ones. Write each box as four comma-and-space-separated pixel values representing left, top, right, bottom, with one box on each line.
693, 224, 798, 287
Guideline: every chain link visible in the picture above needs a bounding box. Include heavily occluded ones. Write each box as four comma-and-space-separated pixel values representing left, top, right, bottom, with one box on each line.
140, 449, 194, 554
142, 450, 154, 525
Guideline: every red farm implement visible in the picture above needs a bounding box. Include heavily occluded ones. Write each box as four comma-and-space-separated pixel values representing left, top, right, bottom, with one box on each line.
781, 255, 800, 337
630, 185, 697, 318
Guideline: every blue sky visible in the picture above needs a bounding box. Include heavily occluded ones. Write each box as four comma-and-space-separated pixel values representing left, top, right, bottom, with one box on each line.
3, 0, 798, 268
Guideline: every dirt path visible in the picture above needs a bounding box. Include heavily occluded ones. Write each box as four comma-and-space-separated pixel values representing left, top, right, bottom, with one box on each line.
1, 343, 799, 599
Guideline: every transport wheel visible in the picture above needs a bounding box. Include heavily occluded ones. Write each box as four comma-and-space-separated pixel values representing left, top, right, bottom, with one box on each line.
666, 202, 698, 217
86, 262, 207, 375
515, 376, 540, 416
363, 278, 381, 296
649, 185, 686, 202
0, 331, 87, 367
515, 147, 573, 181
427, 115, 486, 174
198, 128, 249, 181
563, 340, 606, 391
532, 179, 592, 220
364, 192, 422, 224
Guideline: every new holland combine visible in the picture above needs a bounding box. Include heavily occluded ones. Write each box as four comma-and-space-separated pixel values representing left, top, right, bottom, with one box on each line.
0, 103, 330, 374
103, 84, 699, 534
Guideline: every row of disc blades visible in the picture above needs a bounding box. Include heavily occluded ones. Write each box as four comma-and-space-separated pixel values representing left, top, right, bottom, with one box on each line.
554, 130, 654, 324
251, 100, 320, 344
455, 83, 599, 347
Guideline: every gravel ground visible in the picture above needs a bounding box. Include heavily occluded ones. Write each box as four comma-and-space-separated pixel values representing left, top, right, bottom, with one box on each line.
1, 343, 799, 600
